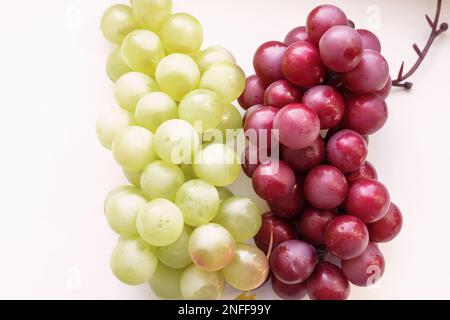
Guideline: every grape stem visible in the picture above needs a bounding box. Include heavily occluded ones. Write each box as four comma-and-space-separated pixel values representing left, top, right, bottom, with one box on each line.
392, 0, 448, 89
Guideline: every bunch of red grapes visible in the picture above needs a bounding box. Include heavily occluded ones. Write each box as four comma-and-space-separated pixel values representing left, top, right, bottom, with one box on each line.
239, 4, 403, 300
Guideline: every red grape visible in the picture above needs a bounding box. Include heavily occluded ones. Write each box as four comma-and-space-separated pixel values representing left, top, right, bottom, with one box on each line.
342, 49, 390, 93
243, 104, 263, 125
252, 160, 296, 201
254, 212, 298, 254
284, 26, 311, 46
264, 80, 302, 108
346, 161, 378, 185
268, 183, 305, 218
367, 202, 403, 243
375, 76, 392, 99
306, 4, 348, 44
306, 262, 350, 300
302, 85, 345, 129
319, 26, 363, 72
244, 106, 278, 149
324, 215, 369, 260
273, 103, 321, 150
304, 165, 348, 210
341, 242, 385, 287
272, 276, 307, 300
357, 29, 381, 52
345, 178, 390, 223
343, 93, 388, 135
238, 75, 267, 110
326, 130, 368, 173
281, 41, 327, 88
298, 206, 338, 245
241, 145, 271, 178
270, 240, 317, 284
253, 41, 287, 85
281, 136, 325, 172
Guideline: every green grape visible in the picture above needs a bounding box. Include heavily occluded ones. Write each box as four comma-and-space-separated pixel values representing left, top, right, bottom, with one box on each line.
96, 109, 135, 150
178, 89, 224, 133
106, 48, 132, 82
137, 198, 184, 246
200, 62, 246, 103
213, 196, 262, 242
140, 160, 185, 201
180, 265, 224, 300
104, 185, 140, 213
106, 191, 147, 237
195, 46, 236, 73
222, 244, 269, 291
188, 223, 235, 271
216, 187, 233, 204
110, 237, 158, 285
180, 164, 197, 181
175, 179, 220, 227
155, 54, 200, 101
133, 0, 173, 31
112, 126, 158, 171
123, 169, 142, 188
121, 30, 165, 76
100, 4, 139, 45
135, 92, 178, 132
115, 72, 159, 113
160, 13, 203, 56
193, 143, 240, 187
158, 225, 192, 269
216, 103, 243, 135
149, 263, 183, 299
154, 119, 200, 164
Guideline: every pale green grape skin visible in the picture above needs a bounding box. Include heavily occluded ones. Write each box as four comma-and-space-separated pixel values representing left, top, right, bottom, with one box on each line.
193, 143, 240, 187
213, 196, 262, 242
106, 191, 147, 237
175, 179, 220, 227
216, 187, 233, 204
154, 119, 200, 164
133, 0, 173, 31
180, 265, 224, 300
178, 89, 223, 133
114, 72, 159, 113
180, 164, 197, 181
100, 4, 139, 45
160, 13, 203, 56
137, 199, 184, 246
216, 103, 243, 136
155, 54, 200, 101
222, 244, 269, 291
158, 225, 193, 269
121, 30, 165, 76
188, 223, 235, 271
149, 263, 183, 299
135, 92, 178, 132
112, 126, 158, 171
96, 109, 135, 150
140, 160, 185, 201
195, 46, 236, 74
110, 237, 158, 285
106, 48, 132, 82
123, 169, 142, 188
104, 185, 141, 213
200, 62, 246, 103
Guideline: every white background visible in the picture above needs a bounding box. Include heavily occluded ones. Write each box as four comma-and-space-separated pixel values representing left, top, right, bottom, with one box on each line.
0, 0, 449, 300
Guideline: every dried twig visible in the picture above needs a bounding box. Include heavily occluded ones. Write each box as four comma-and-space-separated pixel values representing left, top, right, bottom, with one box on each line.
392, 0, 448, 89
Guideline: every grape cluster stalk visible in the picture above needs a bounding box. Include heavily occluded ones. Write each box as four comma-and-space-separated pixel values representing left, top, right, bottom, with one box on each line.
97, 0, 269, 300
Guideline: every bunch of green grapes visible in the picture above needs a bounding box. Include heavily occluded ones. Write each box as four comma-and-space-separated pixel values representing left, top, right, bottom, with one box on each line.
97, 0, 268, 300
